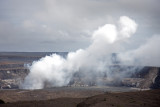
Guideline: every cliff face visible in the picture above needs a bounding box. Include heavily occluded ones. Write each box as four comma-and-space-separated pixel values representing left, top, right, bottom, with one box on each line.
68, 66, 160, 89
122, 67, 160, 89
0, 52, 68, 89
150, 68, 160, 89
0, 63, 29, 89
0, 63, 160, 89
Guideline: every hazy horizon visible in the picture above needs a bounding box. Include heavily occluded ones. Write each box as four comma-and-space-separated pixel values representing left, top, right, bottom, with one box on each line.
0, 0, 160, 52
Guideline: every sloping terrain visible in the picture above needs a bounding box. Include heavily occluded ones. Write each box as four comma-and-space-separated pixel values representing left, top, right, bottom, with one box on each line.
122, 67, 160, 89
0, 89, 160, 107
77, 89, 160, 107
0, 88, 103, 103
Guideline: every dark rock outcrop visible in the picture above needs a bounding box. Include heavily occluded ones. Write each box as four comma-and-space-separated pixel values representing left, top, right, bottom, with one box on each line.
0, 99, 5, 104
122, 67, 160, 89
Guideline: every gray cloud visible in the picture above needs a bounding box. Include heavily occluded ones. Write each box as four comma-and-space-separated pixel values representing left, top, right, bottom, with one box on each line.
0, 0, 160, 51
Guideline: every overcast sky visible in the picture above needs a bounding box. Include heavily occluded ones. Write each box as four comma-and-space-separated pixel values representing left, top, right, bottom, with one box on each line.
0, 0, 159, 52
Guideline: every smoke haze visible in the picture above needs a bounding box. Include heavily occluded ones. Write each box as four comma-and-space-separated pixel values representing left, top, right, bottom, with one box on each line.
21, 16, 159, 89
119, 35, 160, 67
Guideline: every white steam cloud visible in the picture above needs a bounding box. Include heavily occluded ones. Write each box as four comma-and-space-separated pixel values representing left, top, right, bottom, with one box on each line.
21, 16, 159, 89
119, 35, 160, 67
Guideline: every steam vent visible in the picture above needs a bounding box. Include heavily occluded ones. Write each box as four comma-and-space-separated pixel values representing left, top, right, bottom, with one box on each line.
0, 52, 160, 89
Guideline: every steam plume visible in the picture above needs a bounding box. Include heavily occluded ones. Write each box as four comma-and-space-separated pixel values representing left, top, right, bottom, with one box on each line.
119, 35, 160, 67
21, 16, 139, 89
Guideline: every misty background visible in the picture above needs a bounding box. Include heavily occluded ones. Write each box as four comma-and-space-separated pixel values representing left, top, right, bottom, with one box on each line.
0, 0, 160, 89
0, 0, 160, 52
21, 16, 156, 89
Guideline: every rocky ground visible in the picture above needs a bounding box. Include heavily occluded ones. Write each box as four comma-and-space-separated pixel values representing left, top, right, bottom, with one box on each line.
0, 62, 29, 89
0, 89, 160, 107
0, 86, 139, 103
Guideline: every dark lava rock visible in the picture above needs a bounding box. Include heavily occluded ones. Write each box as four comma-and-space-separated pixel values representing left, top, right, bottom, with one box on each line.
0, 99, 5, 104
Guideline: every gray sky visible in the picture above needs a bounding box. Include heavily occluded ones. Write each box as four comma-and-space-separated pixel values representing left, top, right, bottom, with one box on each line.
0, 0, 160, 52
